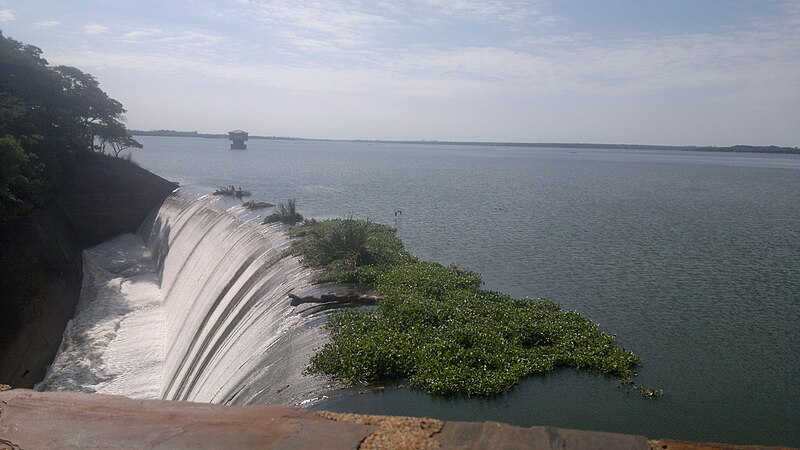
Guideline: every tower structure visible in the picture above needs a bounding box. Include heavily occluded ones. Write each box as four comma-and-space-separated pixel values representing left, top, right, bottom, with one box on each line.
228, 130, 248, 149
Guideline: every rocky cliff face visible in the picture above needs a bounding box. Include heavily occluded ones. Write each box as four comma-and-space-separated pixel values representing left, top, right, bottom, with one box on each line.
0, 154, 176, 388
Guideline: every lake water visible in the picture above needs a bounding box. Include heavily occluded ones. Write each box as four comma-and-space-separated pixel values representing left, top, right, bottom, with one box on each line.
129, 136, 800, 447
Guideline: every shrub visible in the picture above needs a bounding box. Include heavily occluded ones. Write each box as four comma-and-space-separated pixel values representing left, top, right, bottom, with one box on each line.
264, 198, 303, 225
213, 186, 251, 197
242, 200, 275, 210
290, 218, 410, 284
1, 135, 44, 220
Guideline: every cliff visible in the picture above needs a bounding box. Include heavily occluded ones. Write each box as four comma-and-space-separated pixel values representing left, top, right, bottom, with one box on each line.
0, 153, 176, 388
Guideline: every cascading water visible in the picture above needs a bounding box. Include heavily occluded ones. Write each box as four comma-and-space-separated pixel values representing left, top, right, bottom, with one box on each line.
37, 189, 340, 406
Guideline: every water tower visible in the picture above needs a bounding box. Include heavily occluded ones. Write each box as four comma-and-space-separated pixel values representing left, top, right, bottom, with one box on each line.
228, 130, 248, 149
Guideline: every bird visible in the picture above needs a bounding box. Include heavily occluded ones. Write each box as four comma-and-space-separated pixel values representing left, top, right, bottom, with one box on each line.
394, 210, 402, 216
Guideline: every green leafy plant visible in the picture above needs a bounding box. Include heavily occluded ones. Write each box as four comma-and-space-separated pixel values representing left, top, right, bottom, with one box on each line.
213, 186, 251, 197
0, 135, 44, 219
242, 200, 275, 210
1, 33, 140, 218
291, 218, 409, 282
264, 198, 303, 225
637, 387, 663, 398
292, 218, 648, 397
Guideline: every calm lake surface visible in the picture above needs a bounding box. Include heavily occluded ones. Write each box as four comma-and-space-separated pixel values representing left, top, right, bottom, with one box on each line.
130, 137, 800, 446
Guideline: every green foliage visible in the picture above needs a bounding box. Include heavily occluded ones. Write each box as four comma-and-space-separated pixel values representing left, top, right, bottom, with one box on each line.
295, 218, 643, 396
213, 186, 251, 197
291, 218, 410, 284
96, 121, 143, 157
0, 135, 44, 218
242, 200, 275, 210
308, 284, 640, 396
264, 198, 304, 225
0, 32, 138, 219
637, 386, 663, 398
1, 33, 137, 156
376, 261, 482, 299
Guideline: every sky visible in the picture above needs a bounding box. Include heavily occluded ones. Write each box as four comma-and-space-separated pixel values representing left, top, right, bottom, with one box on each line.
1, 0, 799, 146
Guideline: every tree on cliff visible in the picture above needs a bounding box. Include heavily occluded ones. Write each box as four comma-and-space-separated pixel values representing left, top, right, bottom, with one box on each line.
0, 135, 43, 218
0, 31, 139, 220
97, 121, 143, 157
52, 65, 140, 154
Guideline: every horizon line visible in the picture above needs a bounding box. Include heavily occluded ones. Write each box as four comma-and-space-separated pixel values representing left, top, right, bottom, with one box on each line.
128, 129, 800, 153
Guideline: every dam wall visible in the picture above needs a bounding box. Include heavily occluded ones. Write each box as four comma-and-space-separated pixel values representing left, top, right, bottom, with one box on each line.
141, 193, 333, 405
33, 190, 336, 406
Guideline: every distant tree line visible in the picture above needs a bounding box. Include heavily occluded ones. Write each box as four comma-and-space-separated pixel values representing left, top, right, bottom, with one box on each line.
129, 129, 222, 138
0, 31, 141, 220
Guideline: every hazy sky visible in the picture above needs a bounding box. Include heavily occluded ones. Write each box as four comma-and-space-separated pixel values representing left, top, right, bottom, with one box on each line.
2, 0, 799, 146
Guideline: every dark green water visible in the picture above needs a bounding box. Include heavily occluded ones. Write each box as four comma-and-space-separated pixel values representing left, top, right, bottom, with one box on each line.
131, 137, 800, 446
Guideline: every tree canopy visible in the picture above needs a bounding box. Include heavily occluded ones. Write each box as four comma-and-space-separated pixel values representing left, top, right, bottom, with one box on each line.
0, 31, 140, 219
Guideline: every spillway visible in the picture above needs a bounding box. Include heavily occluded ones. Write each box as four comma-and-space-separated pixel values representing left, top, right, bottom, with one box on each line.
37, 190, 338, 406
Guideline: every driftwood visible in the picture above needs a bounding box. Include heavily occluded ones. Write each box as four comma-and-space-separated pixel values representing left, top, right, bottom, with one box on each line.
288, 292, 382, 306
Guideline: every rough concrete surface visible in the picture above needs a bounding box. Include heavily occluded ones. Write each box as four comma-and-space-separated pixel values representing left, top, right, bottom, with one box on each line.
318, 411, 444, 449
0, 390, 372, 449
435, 421, 649, 450
2, 390, 794, 450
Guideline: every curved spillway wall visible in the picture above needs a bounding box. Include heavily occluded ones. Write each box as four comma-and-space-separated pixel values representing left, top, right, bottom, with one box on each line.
144, 193, 334, 405
39, 191, 337, 406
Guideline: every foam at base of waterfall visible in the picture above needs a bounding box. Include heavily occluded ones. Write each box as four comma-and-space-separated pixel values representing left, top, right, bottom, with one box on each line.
35, 234, 165, 399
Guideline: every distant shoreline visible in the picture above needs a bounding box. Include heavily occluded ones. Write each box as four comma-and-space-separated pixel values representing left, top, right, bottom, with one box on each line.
129, 130, 800, 154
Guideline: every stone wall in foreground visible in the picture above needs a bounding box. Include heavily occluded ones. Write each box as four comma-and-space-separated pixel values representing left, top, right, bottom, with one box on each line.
0, 390, 793, 450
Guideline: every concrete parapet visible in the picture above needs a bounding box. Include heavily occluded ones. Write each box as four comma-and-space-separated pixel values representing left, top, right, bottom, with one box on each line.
2, 391, 792, 450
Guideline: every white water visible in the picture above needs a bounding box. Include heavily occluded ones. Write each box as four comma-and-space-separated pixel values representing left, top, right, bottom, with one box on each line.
38, 191, 339, 405
36, 234, 165, 398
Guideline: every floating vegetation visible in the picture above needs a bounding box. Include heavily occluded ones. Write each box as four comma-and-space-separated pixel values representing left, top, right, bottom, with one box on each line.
263, 198, 303, 225
213, 185, 251, 198
637, 387, 663, 398
292, 218, 650, 397
241, 200, 275, 210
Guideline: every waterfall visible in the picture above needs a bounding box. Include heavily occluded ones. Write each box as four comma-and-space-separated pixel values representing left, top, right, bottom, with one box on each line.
37, 190, 338, 406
